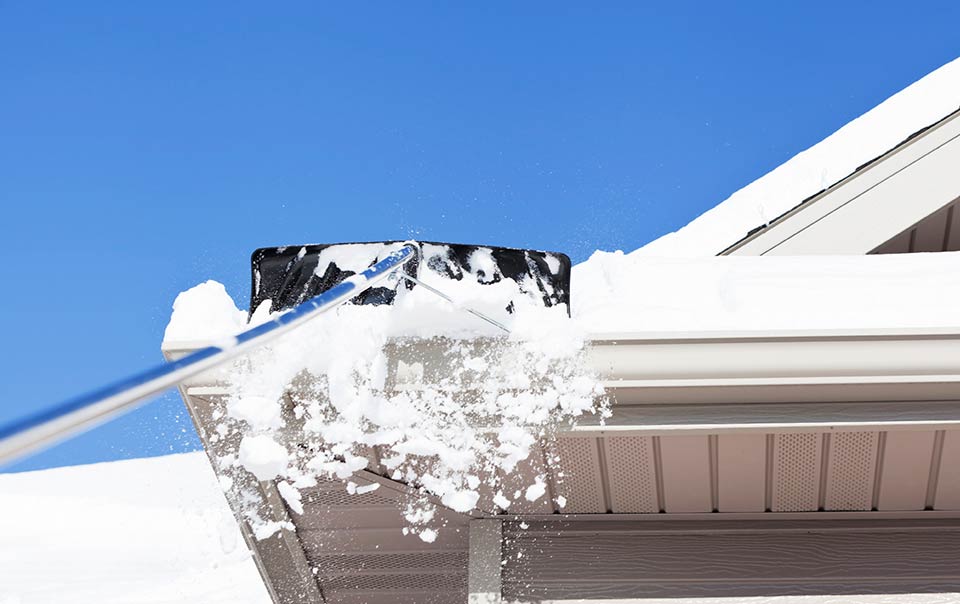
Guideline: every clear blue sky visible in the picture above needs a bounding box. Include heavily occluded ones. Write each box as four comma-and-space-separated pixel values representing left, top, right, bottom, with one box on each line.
2, 2, 957, 472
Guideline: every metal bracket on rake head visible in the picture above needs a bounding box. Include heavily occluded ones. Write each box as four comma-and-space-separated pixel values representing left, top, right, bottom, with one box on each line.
249, 241, 572, 322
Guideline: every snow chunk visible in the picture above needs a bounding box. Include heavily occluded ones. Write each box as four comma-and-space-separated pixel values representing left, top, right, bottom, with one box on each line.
493, 492, 512, 510
276, 481, 303, 515
237, 435, 288, 481
524, 479, 546, 502
441, 489, 480, 513
163, 281, 247, 344
228, 395, 283, 431
252, 520, 293, 540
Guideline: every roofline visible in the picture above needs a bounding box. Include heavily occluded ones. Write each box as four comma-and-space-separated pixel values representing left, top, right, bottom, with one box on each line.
720, 105, 960, 256
167, 327, 960, 407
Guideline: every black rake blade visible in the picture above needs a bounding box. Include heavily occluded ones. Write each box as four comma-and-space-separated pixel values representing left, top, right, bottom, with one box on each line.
250, 241, 571, 317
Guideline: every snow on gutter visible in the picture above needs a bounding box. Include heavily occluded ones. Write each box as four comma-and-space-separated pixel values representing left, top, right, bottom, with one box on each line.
164, 327, 960, 402
628, 56, 960, 258
164, 251, 960, 384
164, 326, 960, 439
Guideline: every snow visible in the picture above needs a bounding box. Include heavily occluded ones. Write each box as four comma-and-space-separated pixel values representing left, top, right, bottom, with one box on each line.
163, 281, 248, 343
441, 488, 481, 513
165, 250, 960, 345
237, 433, 289, 481
573, 250, 960, 334
276, 480, 304, 514
637, 56, 960, 257
417, 528, 437, 543
524, 478, 547, 502
0, 453, 270, 604
354, 482, 380, 494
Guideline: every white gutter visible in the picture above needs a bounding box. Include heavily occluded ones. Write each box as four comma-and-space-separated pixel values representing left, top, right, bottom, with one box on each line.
588, 327, 960, 406
164, 327, 960, 397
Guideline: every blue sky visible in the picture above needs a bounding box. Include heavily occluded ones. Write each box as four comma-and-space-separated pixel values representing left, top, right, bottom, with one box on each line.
2, 2, 958, 472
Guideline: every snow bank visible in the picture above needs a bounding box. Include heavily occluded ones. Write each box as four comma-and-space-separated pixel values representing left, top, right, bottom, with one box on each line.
0, 453, 269, 604
573, 250, 960, 334
637, 56, 960, 257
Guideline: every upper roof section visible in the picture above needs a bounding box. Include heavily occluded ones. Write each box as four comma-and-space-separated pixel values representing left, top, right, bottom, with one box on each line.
725, 108, 960, 256
631, 57, 960, 257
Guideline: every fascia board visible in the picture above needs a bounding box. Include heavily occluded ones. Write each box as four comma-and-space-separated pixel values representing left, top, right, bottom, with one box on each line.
587, 330, 960, 383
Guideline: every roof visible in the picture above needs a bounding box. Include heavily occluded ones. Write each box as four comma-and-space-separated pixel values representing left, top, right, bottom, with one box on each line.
630, 56, 960, 257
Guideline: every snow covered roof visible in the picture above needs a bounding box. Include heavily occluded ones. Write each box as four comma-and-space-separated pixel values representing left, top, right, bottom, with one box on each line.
164, 250, 960, 343
632, 57, 960, 258
571, 251, 960, 334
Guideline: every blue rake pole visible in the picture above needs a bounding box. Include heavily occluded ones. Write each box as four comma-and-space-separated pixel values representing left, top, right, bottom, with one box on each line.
0, 244, 418, 467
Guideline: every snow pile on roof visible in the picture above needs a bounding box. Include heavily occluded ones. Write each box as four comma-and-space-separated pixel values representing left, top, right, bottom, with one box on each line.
165, 250, 960, 343
573, 251, 960, 333
0, 453, 269, 604
637, 56, 960, 257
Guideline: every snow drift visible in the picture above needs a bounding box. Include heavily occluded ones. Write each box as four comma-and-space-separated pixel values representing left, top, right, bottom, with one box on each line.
0, 453, 270, 604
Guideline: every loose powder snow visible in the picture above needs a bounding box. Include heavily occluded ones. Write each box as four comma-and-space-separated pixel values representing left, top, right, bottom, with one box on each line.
168, 268, 608, 542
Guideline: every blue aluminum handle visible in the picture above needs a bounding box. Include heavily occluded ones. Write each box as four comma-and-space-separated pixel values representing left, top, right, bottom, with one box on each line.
0, 244, 417, 466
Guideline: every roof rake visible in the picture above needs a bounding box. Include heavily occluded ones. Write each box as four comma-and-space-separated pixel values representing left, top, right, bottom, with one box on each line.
0, 240, 571, 466
252, 241, 571, 330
